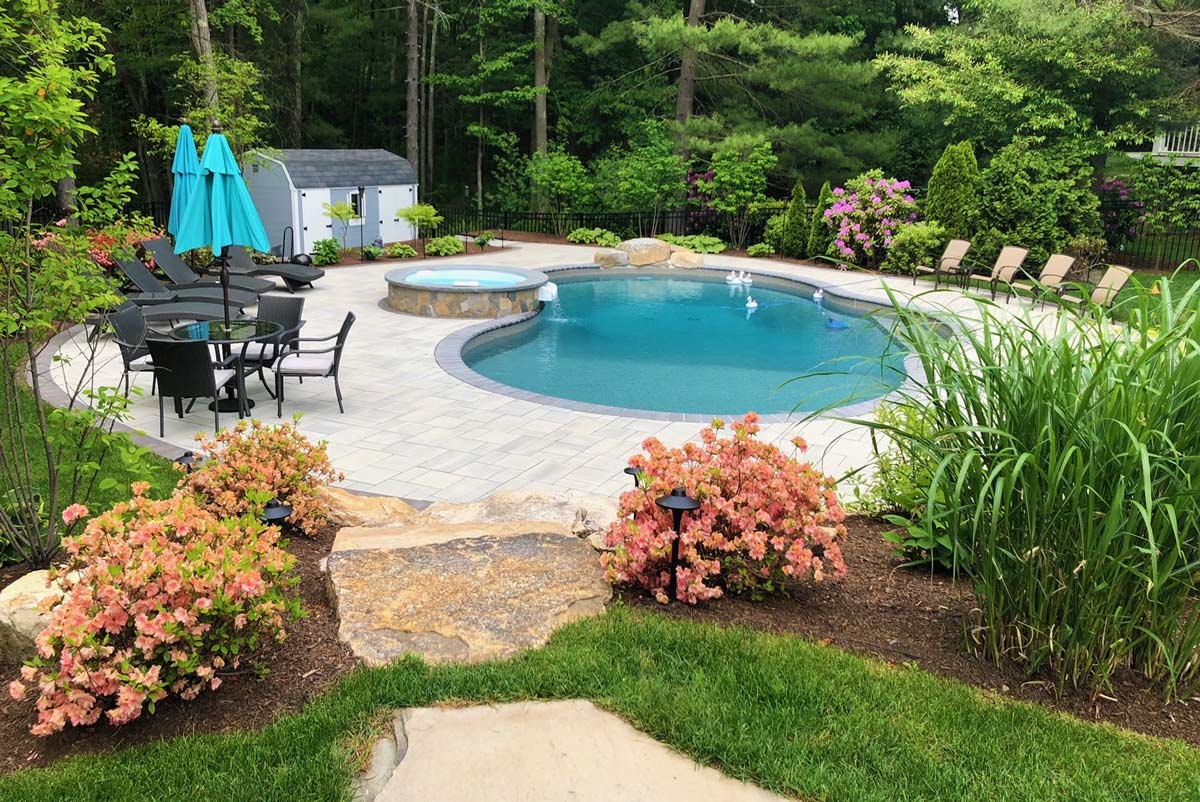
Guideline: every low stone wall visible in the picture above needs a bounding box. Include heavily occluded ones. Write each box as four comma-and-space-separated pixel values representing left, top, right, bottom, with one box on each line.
387, 284, 541, 318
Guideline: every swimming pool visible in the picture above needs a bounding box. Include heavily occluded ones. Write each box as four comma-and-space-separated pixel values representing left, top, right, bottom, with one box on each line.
461, 271, 907, 416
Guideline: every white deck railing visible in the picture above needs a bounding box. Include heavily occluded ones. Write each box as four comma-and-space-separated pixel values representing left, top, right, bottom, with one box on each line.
1152, 124, 1200, 158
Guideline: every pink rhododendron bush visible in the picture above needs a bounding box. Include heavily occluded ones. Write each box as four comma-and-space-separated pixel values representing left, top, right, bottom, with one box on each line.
7, 485, 300, 736
823, 170, 919, 269
179, 417, 343, 536
603, 414, 848, 604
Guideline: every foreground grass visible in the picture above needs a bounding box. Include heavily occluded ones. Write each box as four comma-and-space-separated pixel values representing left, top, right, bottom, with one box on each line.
1, 606, 1196, 802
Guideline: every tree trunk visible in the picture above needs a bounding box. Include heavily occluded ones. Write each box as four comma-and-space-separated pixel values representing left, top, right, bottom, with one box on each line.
674, 0, 706, 156
187, 0, 220, 111
476, 107, 485, 212
426, 4, 438, 192
533, 6, 548, 156
405, 0, 420, 173
288, 0, 305, 146
56, 177, 77, 224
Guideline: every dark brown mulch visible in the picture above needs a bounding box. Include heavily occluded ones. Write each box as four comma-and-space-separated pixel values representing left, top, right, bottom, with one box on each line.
621, 516, 1200, 746
0, 522, 355, 775
327, 239, 509, 267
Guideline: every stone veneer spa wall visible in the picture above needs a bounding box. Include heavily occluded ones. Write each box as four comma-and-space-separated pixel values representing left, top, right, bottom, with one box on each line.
385, 266, 551, 319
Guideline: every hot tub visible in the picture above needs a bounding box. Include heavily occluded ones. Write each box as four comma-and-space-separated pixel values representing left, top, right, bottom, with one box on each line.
385, 265, 551, 318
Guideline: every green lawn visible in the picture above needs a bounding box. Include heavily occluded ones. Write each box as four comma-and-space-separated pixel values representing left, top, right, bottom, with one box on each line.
1, 606, 1195, 802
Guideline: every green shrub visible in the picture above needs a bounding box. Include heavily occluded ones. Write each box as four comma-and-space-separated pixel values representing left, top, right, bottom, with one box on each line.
807, 181, 834, 259
924, 141, 980, 240
977, 138, 1102, 265
311, 238, 341, 266
384, 242, 418, 259
762, 214, 786, 252
747, 242, 774, 257
566, 227, 621, 247
779, 177, 808, 258
881, 221, 948, 276
658, 233, 726, 254
396, 203, 443, 238
361, 245, 384, 261
474, 232, 495, 248
425, 235, 465, 257
866, 279, 1200, 696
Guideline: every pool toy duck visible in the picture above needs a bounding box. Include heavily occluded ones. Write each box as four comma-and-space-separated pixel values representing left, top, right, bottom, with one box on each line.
812, 288, 824, 303
741, 271, 753, 285
725, 271, 742, 284
745, 295, 758, 310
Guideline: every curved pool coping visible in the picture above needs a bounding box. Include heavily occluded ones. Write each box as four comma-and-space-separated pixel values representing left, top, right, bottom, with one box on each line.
434, 263, 924, 424
385, 264, 549, 293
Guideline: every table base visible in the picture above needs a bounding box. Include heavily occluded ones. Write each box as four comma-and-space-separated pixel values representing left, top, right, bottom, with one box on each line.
209, 397, 256, 413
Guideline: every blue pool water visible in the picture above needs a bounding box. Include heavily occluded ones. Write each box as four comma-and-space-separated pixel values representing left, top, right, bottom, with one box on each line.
462, 273, 907, 415
405, 268, 527, 288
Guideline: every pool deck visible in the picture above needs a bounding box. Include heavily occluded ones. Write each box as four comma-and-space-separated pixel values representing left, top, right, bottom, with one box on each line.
49, 241, 1046, 503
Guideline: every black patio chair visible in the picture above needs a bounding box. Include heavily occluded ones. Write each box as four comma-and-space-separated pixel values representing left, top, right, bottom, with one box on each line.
236, 294, 305, 397
116, 257, 260, 307
108, 303, 156, 396
146, 338, 247, 436
226, 245, 326, 293
143, 238, 276, 295
273, 311, 355, 417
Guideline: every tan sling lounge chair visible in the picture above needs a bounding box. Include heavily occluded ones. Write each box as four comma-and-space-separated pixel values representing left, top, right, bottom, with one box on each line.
1061, 265, 1133, 310
913, 239, 971, 289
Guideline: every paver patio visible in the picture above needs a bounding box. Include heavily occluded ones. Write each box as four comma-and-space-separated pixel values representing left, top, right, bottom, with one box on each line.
49, 241, 1037, 502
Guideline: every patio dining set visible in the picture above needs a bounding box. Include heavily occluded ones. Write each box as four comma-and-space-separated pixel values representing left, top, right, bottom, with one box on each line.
105, 238, 355, 437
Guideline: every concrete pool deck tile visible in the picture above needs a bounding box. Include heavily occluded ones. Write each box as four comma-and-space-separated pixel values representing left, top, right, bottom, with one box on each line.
48, 241, 1056, 502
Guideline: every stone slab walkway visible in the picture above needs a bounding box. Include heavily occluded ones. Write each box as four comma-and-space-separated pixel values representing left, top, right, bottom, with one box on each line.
50, 241, 1046, 502
361, 701, 786, 802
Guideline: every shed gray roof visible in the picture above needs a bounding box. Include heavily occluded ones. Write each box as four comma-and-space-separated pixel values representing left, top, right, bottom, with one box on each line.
268, 149, 417, 189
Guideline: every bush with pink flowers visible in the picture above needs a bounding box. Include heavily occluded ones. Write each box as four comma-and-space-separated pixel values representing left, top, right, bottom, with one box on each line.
7, 485, 300, 736
178, 417, 343, 536
823, 170, 919, 269
603, 414, 848, 604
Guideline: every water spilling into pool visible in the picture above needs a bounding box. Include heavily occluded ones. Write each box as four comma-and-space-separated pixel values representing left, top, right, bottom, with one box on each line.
462, 272, 906, 415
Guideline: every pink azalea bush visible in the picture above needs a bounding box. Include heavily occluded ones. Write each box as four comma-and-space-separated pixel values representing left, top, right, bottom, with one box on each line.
823, 170, 919, 269
603, 414, 848, 604
178, 418, 343, 536
7, 485, 300, 736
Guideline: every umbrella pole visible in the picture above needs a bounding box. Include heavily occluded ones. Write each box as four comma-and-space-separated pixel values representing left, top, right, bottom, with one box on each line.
220, 251, 232, 330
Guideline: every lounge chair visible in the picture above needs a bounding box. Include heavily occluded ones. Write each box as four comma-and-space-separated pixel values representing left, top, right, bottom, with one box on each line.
236, 294, 305, 396
273, 312, 355, 416
117, 258, 260, 308
913, 239, 971, 288
1061, 265, 1133, 310
1012, 254, 1075, 306
146, 338, 247, 436
964, 246, 1029, 301
226, 246, 326, 293
143, 238, 276, 295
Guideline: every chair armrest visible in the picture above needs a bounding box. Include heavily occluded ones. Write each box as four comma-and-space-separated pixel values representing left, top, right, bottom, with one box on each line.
287, 345, 338, 356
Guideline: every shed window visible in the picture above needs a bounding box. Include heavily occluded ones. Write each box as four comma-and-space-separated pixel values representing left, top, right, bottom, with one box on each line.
349, 191, 362, 216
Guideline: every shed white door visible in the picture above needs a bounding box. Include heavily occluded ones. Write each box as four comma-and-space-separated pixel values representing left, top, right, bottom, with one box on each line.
298, 188, 332, 254
378, 184, 417, 244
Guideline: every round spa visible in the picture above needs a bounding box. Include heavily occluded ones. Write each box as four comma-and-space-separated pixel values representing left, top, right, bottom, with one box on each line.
385, 265, 551, 318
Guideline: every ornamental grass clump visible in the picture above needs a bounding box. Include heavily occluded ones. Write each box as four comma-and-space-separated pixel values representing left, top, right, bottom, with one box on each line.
868, 275, 1200, 696
604, 414, 847, 604
7, 485, 300, 735
179, 418, 342, 536
823, 170, 918, 268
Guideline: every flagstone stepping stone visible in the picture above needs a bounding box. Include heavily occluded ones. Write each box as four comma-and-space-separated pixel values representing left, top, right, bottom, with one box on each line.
355, 700, 786, 802
423, 490, 619, 539
327, 522, 610, 666
318, 485, 422, 528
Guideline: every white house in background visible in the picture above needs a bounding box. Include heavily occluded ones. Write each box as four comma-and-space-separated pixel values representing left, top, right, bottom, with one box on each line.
1127, 122, 1200, 165
243, 149, 418, 256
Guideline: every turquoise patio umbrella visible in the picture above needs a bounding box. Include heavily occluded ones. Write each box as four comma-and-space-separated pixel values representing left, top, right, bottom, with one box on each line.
166, 123, 199, 236
173, 122, 270, 327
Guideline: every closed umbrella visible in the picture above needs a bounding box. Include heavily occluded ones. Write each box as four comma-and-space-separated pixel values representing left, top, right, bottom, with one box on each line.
166, 123, 199, 237
173, 121, 270, 329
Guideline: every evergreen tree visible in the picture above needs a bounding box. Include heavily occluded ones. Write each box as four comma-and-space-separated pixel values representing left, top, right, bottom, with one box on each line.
807, 180, 834, 258
780, 176, 807, 258
925, 141, 980, 240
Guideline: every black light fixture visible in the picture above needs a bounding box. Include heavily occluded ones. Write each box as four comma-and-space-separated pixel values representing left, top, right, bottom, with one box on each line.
358, 185, 365, 261
654, 487, 700, 603
175, 451, 197, 473
623, 466, 642, 488
259, 499, 293, 526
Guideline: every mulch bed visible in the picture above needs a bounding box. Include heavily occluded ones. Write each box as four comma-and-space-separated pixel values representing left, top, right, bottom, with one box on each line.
327, 239, 508, 266
621, 516, 1200, 746
0, 522, 355, 775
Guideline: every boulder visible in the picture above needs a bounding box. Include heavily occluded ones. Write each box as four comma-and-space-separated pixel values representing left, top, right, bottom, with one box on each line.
617, 238, 671, 266
318, 485, 421, 528
594, 249, 630, 268
327, 522, 611, 666
668, 250, 703, 269
422, 490, 620, 541
0, 570, 65, 662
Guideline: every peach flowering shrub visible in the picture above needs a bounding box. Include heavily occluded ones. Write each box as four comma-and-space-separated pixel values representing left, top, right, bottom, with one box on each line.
7, 485, 300, 736
179, 417, 343, 536
603, 414, 847, 604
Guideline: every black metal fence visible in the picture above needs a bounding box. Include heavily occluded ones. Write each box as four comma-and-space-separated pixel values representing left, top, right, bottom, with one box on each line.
1104, 218, 1200, 271
10, 201, 170, 233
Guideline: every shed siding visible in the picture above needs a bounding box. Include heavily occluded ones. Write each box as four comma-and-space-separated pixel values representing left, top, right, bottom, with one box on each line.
242, 159, 294, 254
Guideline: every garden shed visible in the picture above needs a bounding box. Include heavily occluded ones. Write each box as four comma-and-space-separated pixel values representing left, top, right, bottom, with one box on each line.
243, 149, 418, 256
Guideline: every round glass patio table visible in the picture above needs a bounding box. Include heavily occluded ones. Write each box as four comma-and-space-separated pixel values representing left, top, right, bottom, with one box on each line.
171, 319, 282, 411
